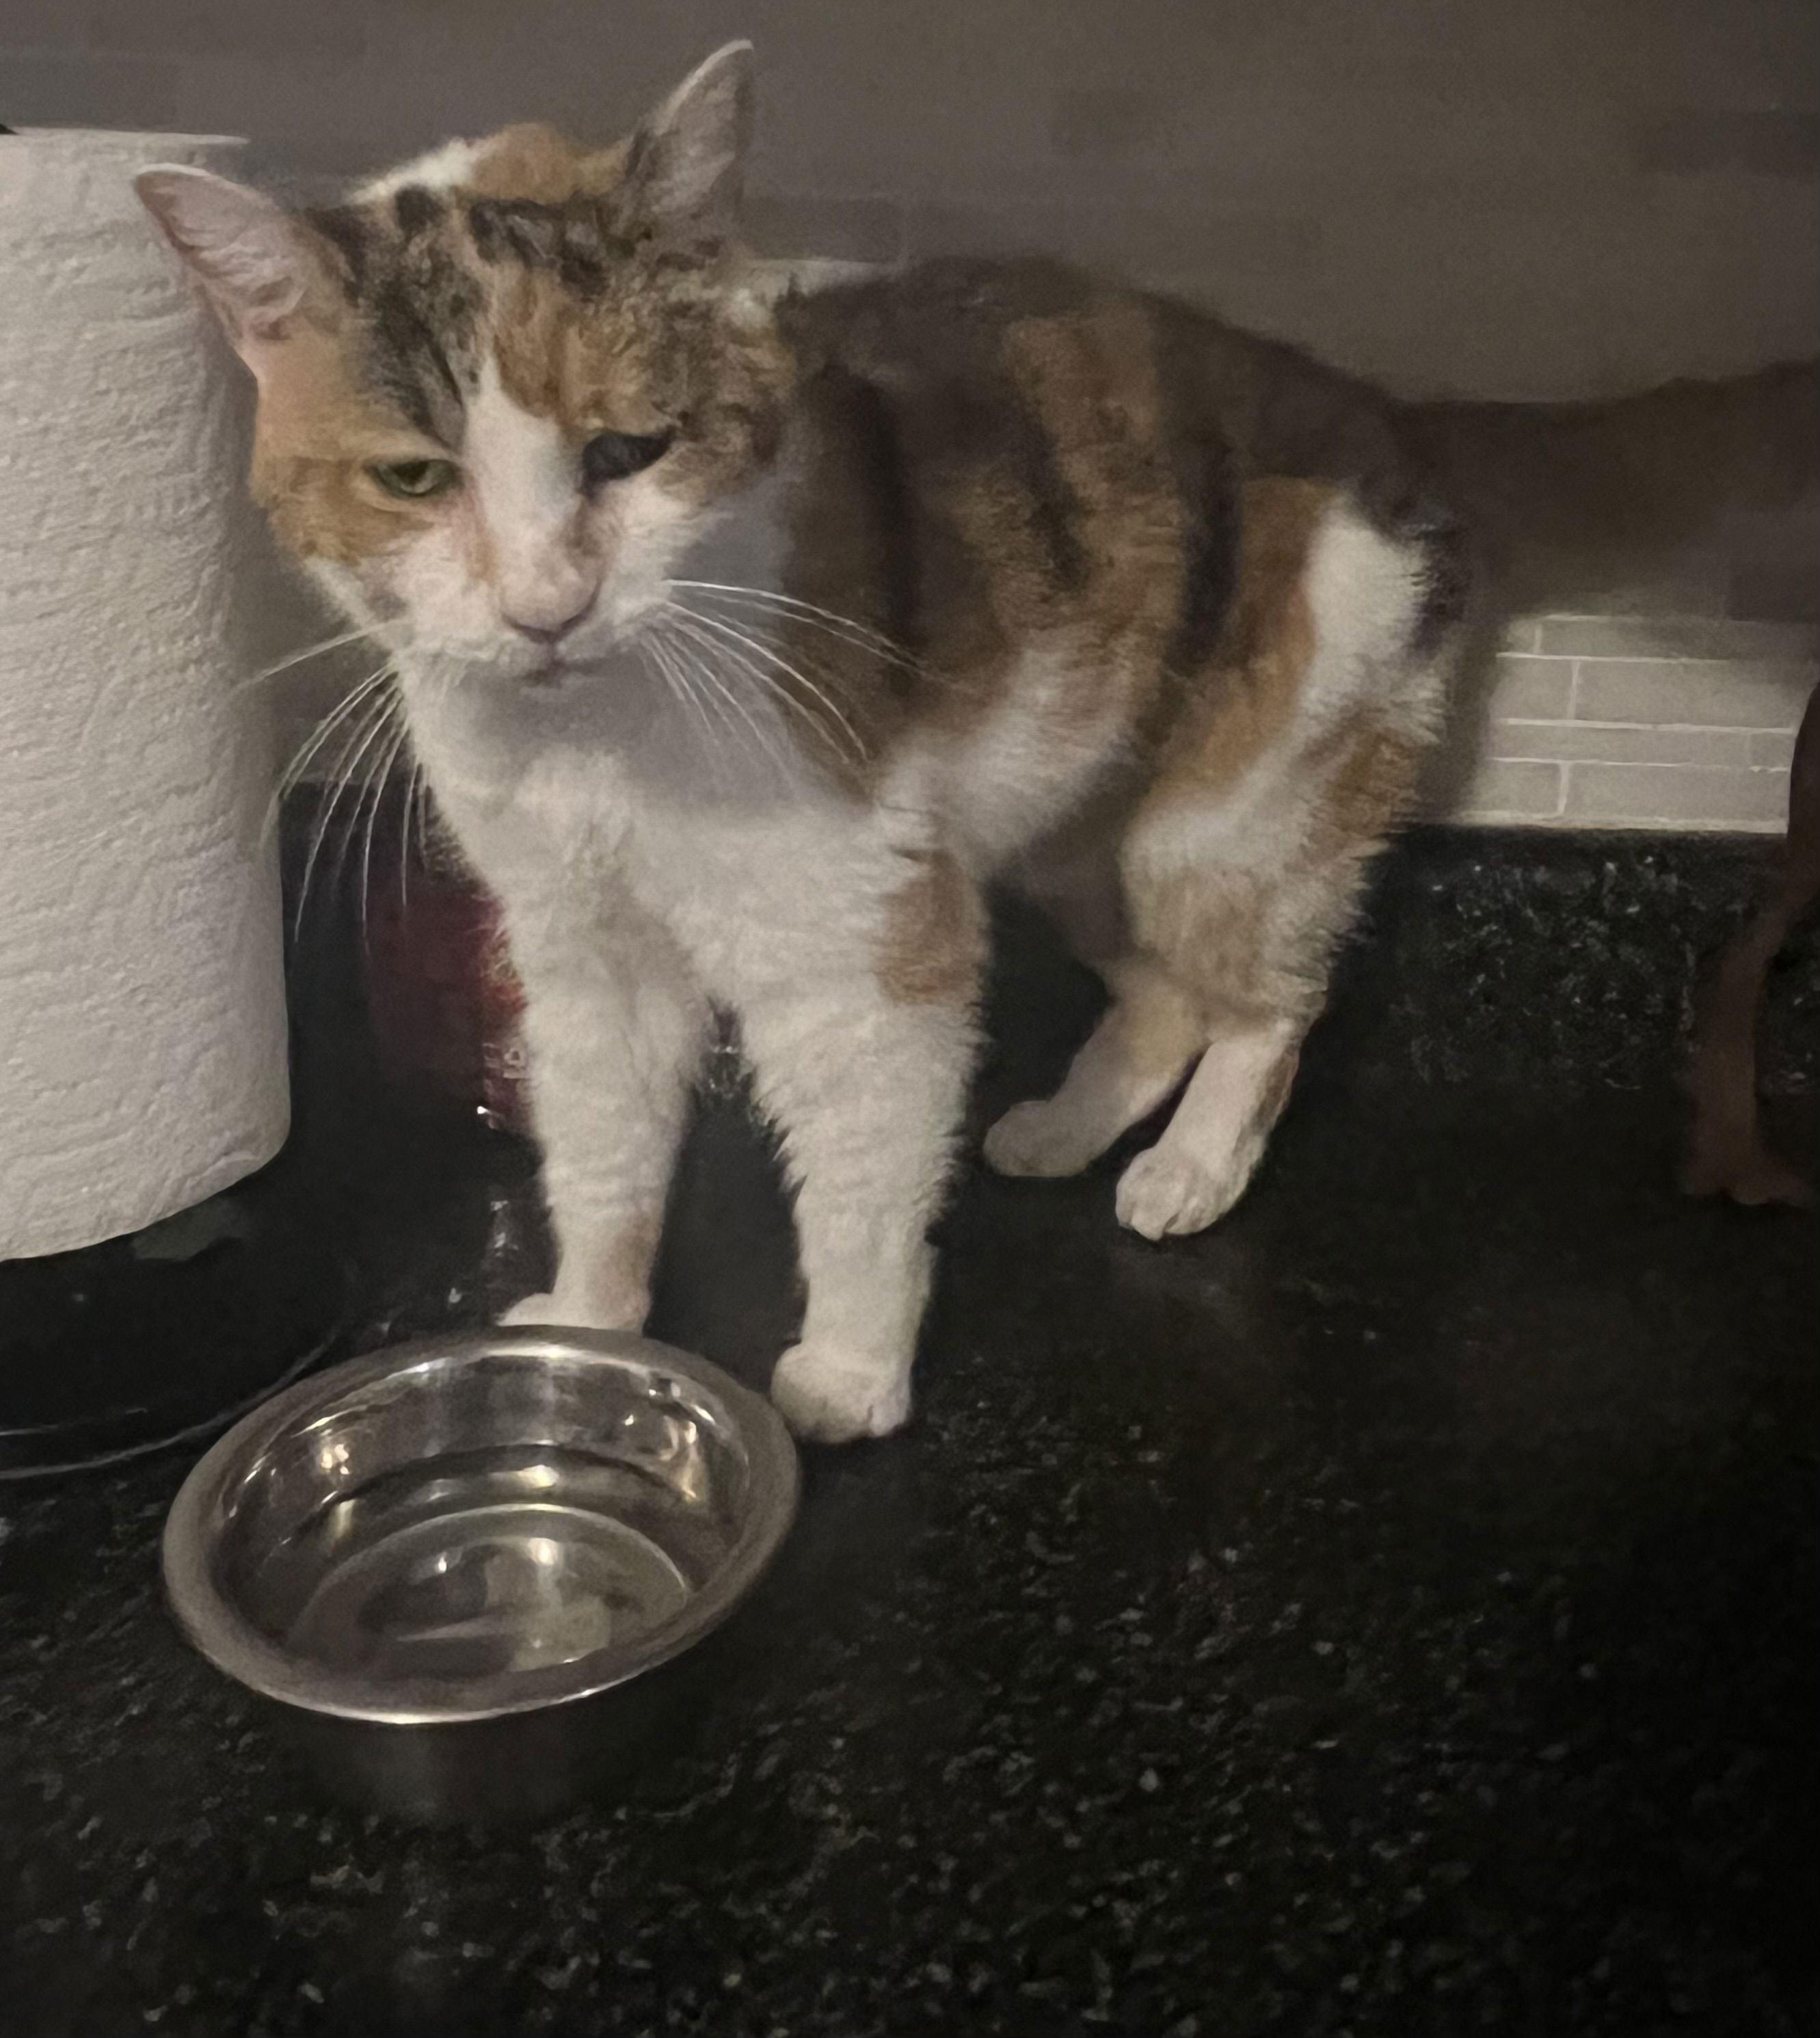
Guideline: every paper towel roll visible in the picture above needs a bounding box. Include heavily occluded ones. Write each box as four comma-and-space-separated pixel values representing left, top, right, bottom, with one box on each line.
0, 131, 291, 1259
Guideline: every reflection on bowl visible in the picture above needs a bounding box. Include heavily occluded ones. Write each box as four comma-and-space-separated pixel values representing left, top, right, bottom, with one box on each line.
163, 1329, 798, 1823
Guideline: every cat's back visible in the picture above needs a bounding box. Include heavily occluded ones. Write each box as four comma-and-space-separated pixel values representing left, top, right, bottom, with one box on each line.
777, 254, 1410, 499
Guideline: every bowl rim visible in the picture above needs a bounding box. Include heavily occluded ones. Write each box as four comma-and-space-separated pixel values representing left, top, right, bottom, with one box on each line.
161, 1327, 799, 1726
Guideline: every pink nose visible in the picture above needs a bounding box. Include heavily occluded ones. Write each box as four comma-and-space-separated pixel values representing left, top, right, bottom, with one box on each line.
503, 595, 595, 646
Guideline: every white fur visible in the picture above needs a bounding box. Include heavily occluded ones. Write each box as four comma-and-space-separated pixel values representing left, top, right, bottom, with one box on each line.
308, 338, 982, 1442
390, 416, 976, 1440
1300, 501, 1426, 720
415, 707, 974, 1442
1114, 1015, 1299, 1238
463, 362, 599, 636
1128, 498, 1431, 889
356, 142, 482, 202
885, 645, 1127, 881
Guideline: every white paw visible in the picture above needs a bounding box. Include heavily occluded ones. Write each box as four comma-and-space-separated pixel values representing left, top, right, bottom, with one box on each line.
770, 1343, 912, 1444
498, 1289, 645, 1333
983, 1097, 1099, 1179
1114, 1142, 1253, 1240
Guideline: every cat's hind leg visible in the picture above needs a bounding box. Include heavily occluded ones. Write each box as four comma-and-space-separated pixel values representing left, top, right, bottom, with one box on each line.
1110, 483, 1459, 1238
983, 952, 1206, 1178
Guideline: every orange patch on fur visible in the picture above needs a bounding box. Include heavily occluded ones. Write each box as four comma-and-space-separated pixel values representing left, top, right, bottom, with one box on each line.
877, 850, 984, 1006
1120, 476, 1426, 1025
465, 123, 627, 202
248, 327, 442, 563
1160, 477, 1330, 795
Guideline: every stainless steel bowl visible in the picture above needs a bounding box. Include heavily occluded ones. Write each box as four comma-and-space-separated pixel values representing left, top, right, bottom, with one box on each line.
163, 1328, 798, 1823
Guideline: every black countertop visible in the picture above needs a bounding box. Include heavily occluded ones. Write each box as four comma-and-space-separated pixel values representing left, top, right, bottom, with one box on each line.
3, 829, 1817, 2037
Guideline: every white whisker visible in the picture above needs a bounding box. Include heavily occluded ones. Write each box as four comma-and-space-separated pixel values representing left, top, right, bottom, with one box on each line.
271, 665, 394, 816
671, 606, 868, 767
232, 624, 388, 697
411, 755, 435, 873
667, 580, 914, 670
642, 629, 730, 789
400, 754, 425, 907
295, 690, 399, 931
663, 636, 753, 783
660, 617, 799, 782
352, 721, 412, 937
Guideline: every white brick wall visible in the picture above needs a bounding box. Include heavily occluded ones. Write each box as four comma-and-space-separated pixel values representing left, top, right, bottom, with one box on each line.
1451, 619, 1817, 832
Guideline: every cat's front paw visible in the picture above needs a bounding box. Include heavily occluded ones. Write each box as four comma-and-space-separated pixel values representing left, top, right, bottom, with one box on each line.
770, 1343, 911, 1444
498, 1289, 646, 1333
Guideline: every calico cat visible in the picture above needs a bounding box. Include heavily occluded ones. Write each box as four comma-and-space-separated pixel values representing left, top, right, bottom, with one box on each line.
137, 43, 1816, 1442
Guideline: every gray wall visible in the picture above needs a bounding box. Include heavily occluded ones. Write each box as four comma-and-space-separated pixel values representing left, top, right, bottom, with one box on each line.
6, 0, 1817, 398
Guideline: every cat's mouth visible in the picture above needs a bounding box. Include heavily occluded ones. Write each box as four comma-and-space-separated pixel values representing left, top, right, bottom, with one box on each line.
515, 648, 604, 691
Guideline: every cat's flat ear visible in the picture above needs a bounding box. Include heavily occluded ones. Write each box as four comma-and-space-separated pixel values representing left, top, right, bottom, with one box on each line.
624, 40, 754, 239
135, 167, 323, 353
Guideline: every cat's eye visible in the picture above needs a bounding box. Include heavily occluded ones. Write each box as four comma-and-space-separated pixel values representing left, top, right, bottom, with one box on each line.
369, 457, 460, 500
581, 429, 675, 490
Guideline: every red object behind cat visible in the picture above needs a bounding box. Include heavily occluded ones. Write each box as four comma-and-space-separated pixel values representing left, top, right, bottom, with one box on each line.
361, 827, 533, 1136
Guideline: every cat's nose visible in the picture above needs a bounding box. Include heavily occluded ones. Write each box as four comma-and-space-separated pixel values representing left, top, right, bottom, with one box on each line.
503, 593, 596, 646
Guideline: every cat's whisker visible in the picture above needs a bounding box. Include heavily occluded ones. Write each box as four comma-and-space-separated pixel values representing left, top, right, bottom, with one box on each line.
673, 598, 876, 740
400, 754, 426, 908
299, 690, 395, 909
675, 582, 957, 695
674, 617, 857, 773
294, 690, 400, 933
412, 755, 436, 873
672, 606, 869, 768
232, 624, 388, 697
264, 666, 395, 850
656, 624, 790, 782
660, 617, 799, 783
667, 580, 915, 671
338, 707, 408, 931
273, 666, 392, 801
642, 628, 733, 792
650, 620, 751, 768
353, 720, 412, 939
639, 626, 708, 748
675, 625, 831, 764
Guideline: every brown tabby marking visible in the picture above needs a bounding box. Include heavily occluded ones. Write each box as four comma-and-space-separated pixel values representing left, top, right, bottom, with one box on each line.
1148, 477, 1326, 801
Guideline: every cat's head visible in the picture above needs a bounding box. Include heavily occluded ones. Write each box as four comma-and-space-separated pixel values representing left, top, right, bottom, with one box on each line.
137, 44, 792, 690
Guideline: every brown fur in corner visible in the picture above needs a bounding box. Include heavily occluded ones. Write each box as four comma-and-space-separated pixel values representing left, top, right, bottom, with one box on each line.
1683, 680, 1820, 1208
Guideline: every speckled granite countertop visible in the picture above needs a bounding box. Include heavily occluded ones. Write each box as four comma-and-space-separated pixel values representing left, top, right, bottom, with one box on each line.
3, 829, 1817, 2037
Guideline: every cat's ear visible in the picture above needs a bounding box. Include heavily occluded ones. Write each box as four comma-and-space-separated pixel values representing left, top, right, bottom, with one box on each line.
624, 40, 754, 239
135, 167, 325, 356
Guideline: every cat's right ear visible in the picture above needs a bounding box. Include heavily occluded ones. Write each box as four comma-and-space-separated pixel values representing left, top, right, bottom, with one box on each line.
135, 167, 323, 360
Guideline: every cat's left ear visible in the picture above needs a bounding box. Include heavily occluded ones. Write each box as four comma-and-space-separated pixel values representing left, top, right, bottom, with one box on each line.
135, 167, 327, 360
624, 40, 754, 239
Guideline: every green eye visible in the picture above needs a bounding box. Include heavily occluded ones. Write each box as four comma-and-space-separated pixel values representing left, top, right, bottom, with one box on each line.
370, 457, 459, 500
